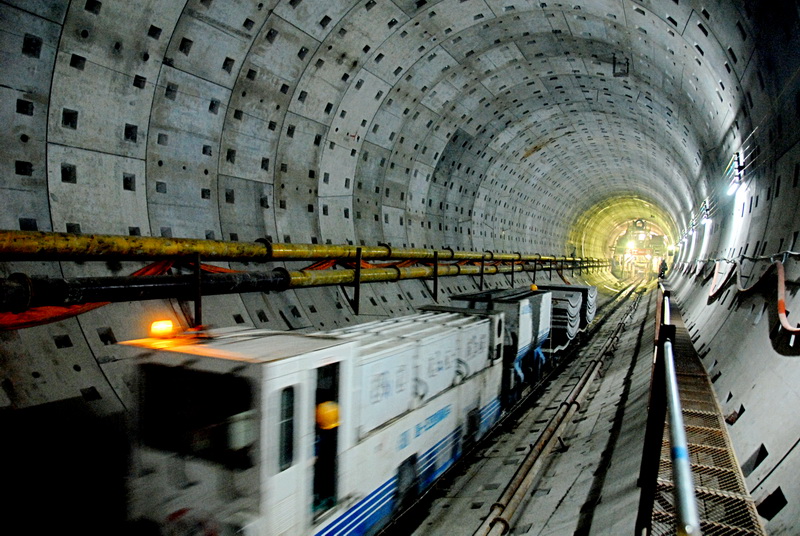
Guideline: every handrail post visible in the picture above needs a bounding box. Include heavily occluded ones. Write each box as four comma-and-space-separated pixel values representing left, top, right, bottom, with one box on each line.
193, 253, 203, 327
352, 247, 362, 315
433, 250, 439, 302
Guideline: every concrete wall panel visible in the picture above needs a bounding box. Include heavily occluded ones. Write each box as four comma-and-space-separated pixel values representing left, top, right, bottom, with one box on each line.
218, 175, 272, 243
163, 5, 255, 89
47, 145, 149, 237
318, 196, 358, 245
272, 0, 355, 43
47, 0, 185, 159
2, 5, 63, 233
1, 319, 122, 414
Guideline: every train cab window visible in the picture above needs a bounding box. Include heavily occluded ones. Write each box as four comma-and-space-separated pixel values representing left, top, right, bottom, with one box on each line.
279, 386, 295, 471
140, 364, 255, 470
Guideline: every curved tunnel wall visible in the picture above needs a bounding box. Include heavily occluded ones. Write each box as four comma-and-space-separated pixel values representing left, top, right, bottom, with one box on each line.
2, 0, 800, 531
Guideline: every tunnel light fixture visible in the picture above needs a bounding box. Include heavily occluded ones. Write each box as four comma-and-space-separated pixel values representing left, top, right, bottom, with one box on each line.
725, 152, 744, 195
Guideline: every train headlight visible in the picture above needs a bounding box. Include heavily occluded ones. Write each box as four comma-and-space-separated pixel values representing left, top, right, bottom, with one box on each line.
150, 320, 175, 338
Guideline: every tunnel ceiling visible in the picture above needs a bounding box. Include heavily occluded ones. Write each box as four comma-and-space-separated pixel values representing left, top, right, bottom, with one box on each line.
4, 0, 754, 259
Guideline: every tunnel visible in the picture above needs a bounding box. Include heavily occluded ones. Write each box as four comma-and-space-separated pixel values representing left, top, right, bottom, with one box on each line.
1, 0, 799, 534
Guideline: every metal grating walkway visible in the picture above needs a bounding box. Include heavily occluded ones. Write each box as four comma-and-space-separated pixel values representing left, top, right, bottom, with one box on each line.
650, 312, 766, 536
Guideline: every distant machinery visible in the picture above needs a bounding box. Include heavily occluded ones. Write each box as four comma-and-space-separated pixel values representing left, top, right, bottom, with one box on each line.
612, 219, 669, 279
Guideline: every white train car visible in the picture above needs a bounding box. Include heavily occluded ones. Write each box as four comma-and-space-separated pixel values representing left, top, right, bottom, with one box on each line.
122, 311, 503, 536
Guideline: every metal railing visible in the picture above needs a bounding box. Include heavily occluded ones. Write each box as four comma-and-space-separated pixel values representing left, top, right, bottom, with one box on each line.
661, 292, 701, 535
638, 285, 767, 535
637, 285, 701, 536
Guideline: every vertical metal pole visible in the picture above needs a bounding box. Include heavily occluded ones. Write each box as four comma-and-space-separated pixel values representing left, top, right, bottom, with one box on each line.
353, 247, 362, 315
433, 250, 439, 302
511, 261, 515, 288
480, 256, 485, 290
194, 253, 202, 327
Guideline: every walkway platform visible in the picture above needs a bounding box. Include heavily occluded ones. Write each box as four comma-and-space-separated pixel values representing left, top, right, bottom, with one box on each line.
650, 303, 766, 535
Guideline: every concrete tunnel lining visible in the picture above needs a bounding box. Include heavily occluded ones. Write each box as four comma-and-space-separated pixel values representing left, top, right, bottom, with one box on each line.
2, 0, 800, 532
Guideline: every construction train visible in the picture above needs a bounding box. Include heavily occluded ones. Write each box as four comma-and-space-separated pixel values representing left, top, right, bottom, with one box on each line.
121, 284, 595, 535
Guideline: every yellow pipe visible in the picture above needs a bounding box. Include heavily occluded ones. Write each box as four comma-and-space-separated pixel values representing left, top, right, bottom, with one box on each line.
0, 230, 590, 264
284, 261, 605, 289
0, 231, 270, 261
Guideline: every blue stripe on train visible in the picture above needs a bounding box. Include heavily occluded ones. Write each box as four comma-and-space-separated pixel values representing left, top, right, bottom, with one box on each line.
314, 431, 457, 536
315, 477, 397, 536
418, 428, 460, 487
479, 398, 501, 435
315, 398, 501, 536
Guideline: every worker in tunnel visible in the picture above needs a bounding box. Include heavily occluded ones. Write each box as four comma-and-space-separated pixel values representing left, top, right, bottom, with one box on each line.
314, 401, 340, 513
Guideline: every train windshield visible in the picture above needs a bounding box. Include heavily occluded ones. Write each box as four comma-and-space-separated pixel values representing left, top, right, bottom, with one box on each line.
140, 363, 256, 470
